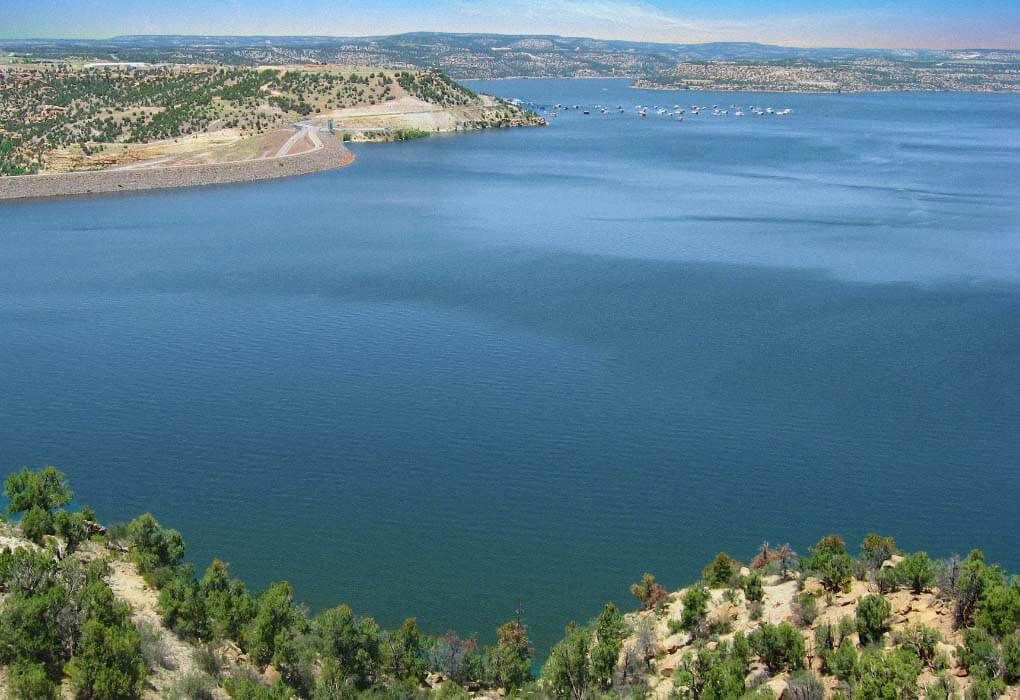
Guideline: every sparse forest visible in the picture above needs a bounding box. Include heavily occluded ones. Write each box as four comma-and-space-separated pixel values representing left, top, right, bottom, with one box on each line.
2, 466, 1018, 699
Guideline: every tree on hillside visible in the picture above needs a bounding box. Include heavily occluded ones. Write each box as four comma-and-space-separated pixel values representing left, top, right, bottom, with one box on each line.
485, 617, 533, 690
630, 573, 667, 611
4, 466, 73, 515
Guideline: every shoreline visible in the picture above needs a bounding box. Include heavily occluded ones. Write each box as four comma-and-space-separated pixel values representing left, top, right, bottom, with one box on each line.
0, 131, 355, 202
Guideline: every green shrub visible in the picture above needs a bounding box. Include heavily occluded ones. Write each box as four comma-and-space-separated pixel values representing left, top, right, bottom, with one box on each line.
964, 675, 1006, 700
485, 618, 533, 690
805, 535, 853, 592
974, 578, 1020, 638
956, 627, 1002, 679
223, 671, 291, 700
590, 602, 626, 688
169, 671, 216, 700
856, 595, 892, 646
54, 510, 91, 555
126, 513, 185, 577
923, 673, 958, 700
827, 638, 859, 683
66, 618, 147, 700
1003, 631, 1020, 683
672, 638, 749, 700
18, 505, 53, 544
381, 617, 428, 684
4, 466, 73, 515
703, 553, 739, 588
314, 603, 380, 689
875, 567, 901, 594
792, 592, 819, 627
680, 585, 711, 633
542, 624, 592, 700
749, 622, 805, 673
193, 645, 222, 679
243, 581, 304, 668
853, 648, 921, 700
894, 624, 941, 666
8, 661, 59, 700
200, 559, 256, 642
896, 552, 936, 594
859, 534, 897, 570
742, 572, 764, 603
159, 574, 211, 641
748, 601, 763, 621
434, 681, 471, 700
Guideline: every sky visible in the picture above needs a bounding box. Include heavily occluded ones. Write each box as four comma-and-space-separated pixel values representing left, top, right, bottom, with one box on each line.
3, 0, 1019, 49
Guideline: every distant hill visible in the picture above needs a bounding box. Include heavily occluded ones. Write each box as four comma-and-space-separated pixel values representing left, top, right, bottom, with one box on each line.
3, 33, 1016, 79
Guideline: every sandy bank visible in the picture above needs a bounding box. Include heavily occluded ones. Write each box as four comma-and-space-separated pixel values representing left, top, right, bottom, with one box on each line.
0, 132, 353, 202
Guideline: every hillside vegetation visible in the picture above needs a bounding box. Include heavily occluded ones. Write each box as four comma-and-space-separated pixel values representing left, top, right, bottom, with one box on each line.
0, 65, 540, 174
2, 466, 1018, 699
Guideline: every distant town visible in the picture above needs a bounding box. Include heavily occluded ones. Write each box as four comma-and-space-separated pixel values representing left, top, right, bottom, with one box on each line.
2, 33, 1018, 85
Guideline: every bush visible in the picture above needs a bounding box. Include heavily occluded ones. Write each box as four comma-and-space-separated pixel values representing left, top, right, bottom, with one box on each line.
138, 620, 176, 670
18, 505, 53, 544
854, 648, 921, 700
54, 510, 91, 555
894, 624, 941, 667
680, 585, 711, 633
974, 578, 1020, 639
827, 638, 859, 683
246, 581, 304, 668
875, 567, 901, 594
485, 618, 533, 690
159, 574, 211, 641
792, 593, 819, 627
923, 673, 958, 700
1003, 631, 1020, 683
964, 675, 1006, 700
749, 623, 805, 673
591, 602, 626, 688
814, 624, 837, 657
66, 618, 148, 700
314, 603, 380, 688
630, 573, 667, 611
193, 645, 222, 679
126, 513, 186, 577
672, 638, 749, 700
169, 671, 216, 700
4, 466, 73, 515
785, 671, 824, 700
8, 660, 59, 700
856, 595, 892, 646
742, 572, 764, 603
703, 553, 739, 588
956, 627, 1002, 680
381, 617, 428, 684
748, 601, 763, 621
434, 681, 471, 700
805, 535, 853, 592
896, 552, 936, 594
937, 551, 999, 630
542, 624, 592, 700
859, 534, 897, 570
223, 671, 291, 700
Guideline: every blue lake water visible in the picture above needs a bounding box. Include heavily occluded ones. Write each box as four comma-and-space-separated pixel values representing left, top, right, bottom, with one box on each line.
1, 79, 1018, 655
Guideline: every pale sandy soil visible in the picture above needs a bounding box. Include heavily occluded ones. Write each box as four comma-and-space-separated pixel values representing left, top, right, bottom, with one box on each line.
624, 561, 992, 700
315, 94, 511, 135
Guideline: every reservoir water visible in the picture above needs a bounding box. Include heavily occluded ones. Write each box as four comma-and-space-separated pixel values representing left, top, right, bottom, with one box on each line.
1, 80, 1018, 655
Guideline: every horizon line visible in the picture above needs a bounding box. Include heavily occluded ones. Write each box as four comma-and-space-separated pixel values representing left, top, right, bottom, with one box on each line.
1, 31, 1016, 53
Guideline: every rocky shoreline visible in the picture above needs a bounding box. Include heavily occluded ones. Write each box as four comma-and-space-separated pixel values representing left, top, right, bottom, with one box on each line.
0, 133, 355, 202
